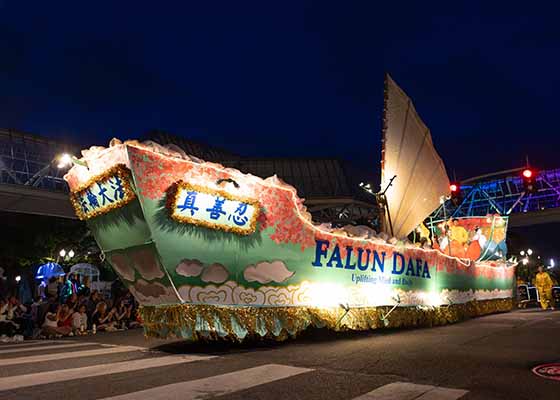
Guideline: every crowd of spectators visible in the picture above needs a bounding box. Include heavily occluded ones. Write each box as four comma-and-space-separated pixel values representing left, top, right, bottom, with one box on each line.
0, 273, 140, 341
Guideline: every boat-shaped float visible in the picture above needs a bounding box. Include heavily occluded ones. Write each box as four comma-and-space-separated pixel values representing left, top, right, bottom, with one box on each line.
64, 76, 515, 341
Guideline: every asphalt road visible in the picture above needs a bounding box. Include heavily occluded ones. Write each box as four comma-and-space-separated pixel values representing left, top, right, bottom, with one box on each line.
0, 308, 558, 399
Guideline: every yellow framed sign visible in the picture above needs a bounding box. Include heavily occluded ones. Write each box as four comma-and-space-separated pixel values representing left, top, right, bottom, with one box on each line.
70, 164, 136, 220
167, 181, 260, 235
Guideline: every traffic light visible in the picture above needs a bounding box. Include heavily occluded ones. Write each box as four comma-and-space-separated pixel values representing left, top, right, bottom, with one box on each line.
449, 182, 462, 205
521, 168, 537, 194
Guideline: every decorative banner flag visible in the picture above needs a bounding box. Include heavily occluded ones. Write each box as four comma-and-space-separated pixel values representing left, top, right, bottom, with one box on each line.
167, 181, 260, 235
70, 164, 136, 220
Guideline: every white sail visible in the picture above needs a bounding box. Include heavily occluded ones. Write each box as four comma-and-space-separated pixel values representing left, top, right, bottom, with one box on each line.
381, 75, 450, 238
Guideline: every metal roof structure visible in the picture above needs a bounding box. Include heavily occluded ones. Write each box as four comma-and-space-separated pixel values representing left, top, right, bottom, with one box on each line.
0, 129, 379, 227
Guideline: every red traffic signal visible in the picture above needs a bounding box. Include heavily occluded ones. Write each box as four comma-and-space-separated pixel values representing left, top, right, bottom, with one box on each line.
521, 168, 537, 194
449, 182, 461, 205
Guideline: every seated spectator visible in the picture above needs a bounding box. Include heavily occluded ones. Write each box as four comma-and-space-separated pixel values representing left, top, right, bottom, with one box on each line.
5, 296, 33, 338
41, 304, 71, 337
57, 304, 74, 335
0, 298, 19, 337
86, 290, 101, 317
72, 304, 88, 335
91, 302, 116, 331
115, 300, 132, 329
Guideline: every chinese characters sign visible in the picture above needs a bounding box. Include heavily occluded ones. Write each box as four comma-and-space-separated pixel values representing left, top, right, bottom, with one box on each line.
168, 182, 259, 235
70, 164, 136, 220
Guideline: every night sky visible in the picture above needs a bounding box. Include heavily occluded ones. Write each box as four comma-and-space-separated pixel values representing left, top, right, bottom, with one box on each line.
1, 2, 560, 259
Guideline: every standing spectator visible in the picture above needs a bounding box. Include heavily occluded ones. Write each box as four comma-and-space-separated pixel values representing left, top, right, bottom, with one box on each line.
36, 280, 48, 301
70, 273, 80, 294
66, 293, 78, 311
77, 276, 91, 297
59, 274, 75, 304
72, 304, 88, 335
535, 265, 555, 310
47, 277, 59, 298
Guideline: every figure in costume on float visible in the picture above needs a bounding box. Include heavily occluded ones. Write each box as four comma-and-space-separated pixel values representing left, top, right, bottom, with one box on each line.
449, 218, 468, 257
465, 226, 486, 261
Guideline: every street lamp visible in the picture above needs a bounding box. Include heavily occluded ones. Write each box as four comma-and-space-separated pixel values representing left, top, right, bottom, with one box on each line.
527, 249, 533, 256
15, 275, 21, 283
68, 250, 75, 258
57, 153, 73, 169
59, 249, 66, 258
520, 250, 525, 256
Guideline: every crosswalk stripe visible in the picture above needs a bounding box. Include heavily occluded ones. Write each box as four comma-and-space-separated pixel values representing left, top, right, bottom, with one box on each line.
0, 345, 143, 366
354, 382, 468, 400
0, 354, 215, 391
0, 340, 65, 348
99, 364, 313, 400
0, 342, 100, 354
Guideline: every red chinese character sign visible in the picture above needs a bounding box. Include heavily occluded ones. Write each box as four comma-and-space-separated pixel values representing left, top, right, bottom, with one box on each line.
69, 164, 136, 220
166, 181, 260, 235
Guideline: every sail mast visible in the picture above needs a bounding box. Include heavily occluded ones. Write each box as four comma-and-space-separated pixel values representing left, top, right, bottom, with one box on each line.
378, 73, 394, 236
380, 75, 450, 239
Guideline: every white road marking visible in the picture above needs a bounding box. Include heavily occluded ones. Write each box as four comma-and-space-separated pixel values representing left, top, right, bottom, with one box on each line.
0, 345, 143, 366
0, 342, 99, 354
0, 354, 215, 391
354, 382, 468, 400
0, 340, 66, 348
99, 364, 313, 400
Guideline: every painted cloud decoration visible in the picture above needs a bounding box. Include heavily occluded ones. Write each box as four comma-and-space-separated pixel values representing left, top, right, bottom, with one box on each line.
176, 259, 204, 277
129, 248, 165, 280
108, 253, 135, 282
128, 279, 181, 306
200, 263, 229, 284
243, 261, 294, 284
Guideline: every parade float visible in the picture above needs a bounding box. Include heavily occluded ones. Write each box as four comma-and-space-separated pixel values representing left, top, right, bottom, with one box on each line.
64, 75, 515, 341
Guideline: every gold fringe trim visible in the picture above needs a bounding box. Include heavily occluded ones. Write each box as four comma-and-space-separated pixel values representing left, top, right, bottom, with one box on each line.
139, 299, 513, 342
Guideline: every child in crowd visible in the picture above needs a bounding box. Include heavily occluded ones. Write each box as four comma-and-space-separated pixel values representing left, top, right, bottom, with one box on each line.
72, 304, 88, 335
